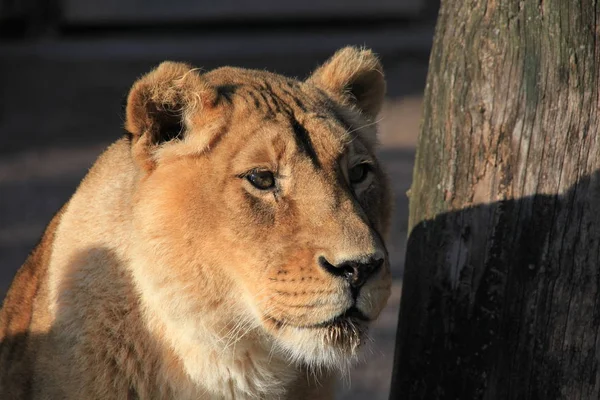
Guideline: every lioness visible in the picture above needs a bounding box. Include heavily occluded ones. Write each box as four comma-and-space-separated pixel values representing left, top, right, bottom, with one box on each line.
0, 46, 392, 399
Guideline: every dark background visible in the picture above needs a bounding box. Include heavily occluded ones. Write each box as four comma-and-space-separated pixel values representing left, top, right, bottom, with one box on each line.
0, 1, 437, 397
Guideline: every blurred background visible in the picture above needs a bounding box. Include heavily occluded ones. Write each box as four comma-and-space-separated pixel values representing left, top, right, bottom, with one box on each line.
0, 0, 438, 398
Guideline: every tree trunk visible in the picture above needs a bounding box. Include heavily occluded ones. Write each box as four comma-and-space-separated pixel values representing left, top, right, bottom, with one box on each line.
390, 1, 600, 399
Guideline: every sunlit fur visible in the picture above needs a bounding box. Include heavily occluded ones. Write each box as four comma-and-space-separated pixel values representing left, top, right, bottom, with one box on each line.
0, 47, 393, 399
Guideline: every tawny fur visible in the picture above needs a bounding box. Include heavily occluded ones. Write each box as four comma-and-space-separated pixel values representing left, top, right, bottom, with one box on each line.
0, 47, 393, 399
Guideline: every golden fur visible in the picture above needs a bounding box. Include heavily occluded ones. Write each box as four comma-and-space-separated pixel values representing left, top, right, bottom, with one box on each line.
0, 47, 393, 399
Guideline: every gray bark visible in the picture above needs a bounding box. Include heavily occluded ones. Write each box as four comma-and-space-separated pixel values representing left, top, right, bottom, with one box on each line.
390, 1, 600, 398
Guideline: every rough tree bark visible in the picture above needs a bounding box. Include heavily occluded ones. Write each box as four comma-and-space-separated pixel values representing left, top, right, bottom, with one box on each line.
390, 1, 600, 399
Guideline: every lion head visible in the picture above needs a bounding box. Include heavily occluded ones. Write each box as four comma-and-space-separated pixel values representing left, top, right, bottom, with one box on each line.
124, 47, 392, 373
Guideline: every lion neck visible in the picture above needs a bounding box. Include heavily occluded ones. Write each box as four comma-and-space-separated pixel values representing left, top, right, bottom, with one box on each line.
142, 306, 298, 399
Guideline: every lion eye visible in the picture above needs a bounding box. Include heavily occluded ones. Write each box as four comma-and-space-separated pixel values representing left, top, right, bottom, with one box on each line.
348, 163, 370, 184
247, 170, 276, 190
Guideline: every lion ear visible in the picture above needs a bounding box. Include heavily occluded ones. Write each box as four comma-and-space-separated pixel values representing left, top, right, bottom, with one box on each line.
125, 62, 214, 168
307, 47, 386, 119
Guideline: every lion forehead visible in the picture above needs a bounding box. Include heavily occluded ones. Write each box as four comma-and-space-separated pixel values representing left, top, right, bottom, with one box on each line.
199, 72, 368, 167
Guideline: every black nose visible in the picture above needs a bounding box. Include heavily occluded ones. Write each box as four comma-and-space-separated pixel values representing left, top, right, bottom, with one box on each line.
318, 255, 384, 288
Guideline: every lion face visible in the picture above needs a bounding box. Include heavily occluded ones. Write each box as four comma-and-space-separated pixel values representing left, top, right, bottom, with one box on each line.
126, 47, 392, 370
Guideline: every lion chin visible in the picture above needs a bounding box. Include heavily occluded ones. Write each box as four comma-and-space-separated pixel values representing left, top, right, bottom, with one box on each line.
274, 314, 370, 369
0, 45, 393, 400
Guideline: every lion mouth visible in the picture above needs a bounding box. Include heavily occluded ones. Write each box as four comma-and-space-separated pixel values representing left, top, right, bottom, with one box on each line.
264, 306, 370, 354
312, 306, 369, 351
311, 306, 369, 329
264, 306, 369, 330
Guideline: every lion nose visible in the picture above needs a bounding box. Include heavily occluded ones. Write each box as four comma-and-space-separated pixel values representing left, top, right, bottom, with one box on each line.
318, 255, 384, 288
